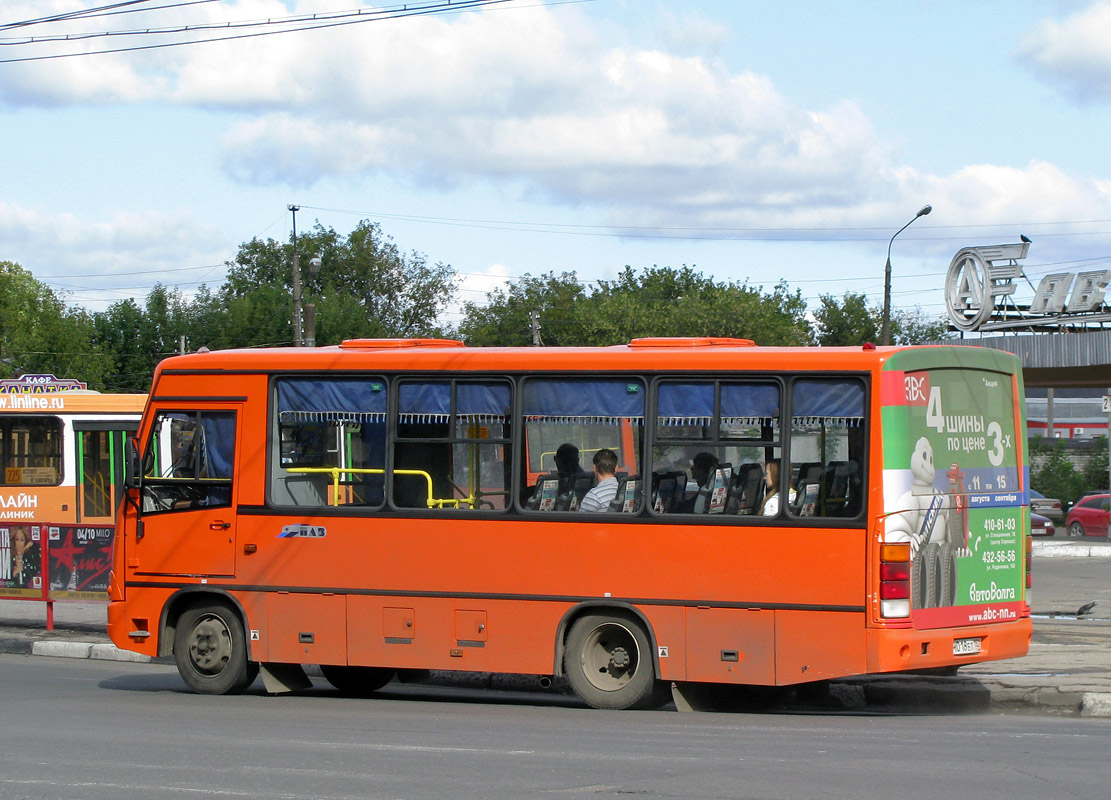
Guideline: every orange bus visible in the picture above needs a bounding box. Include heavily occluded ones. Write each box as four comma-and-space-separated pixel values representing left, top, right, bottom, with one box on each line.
108, 339, 1032, 709
1, 375, 144, 617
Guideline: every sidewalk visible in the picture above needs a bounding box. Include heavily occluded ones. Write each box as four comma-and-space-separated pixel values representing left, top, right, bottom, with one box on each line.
3, 538, 1109, 715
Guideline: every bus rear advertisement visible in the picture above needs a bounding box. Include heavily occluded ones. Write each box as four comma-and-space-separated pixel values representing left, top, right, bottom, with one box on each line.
107, 339, 1031, 709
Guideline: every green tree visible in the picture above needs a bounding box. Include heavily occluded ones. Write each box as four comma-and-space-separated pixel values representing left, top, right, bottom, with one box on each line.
892, 307, 951, 345
456, 272, 590, 346
812, 292, 880, 346
1032, 439, 1085, 508
813, 291, 950, 346
458, 266, 810, 347
1081, 436, 1109, 493
0, 261, 110, 386
221, 220, 455, 346
587, 266, 810, 346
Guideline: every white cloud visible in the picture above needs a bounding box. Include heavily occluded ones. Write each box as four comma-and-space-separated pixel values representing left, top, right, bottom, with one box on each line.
0, 201, 231, 310
4, 1, 1111, 247
444, 263, 512, 321
1018, 1, 1111, 101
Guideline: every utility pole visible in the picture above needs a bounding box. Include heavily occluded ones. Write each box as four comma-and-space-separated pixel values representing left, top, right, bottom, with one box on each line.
289, 204, 302, 346
529, 309, 542, 346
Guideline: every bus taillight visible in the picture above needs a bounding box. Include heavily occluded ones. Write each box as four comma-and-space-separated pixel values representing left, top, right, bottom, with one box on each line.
880, 542, 911, 619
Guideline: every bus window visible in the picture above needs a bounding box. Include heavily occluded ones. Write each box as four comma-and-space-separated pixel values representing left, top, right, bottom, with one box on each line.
521, 378, 644, 513
652, 381, 781, 516
393, 380, 512, 511
786, 378, 866, 519
0, 416, 62, 486
272, 378, 387, 508
142, 411, 235, 512
76, 425, 135, 520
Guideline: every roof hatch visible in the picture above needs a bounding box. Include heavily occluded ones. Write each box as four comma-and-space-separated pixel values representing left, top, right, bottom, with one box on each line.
627, 337, 756, 348
339, 338, 466, 350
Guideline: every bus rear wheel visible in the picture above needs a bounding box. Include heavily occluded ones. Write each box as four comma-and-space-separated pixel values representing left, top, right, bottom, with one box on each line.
174, 603, 258, 695
565, 612, 658, 710
320, 665, 395, 696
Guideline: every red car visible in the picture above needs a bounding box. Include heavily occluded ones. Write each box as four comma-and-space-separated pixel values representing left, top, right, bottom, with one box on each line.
1065, 494, 1110, 537
1031, 512, 1055, 537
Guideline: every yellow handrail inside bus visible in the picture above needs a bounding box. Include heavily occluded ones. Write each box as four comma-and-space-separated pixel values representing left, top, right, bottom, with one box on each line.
287, 467, 468, 509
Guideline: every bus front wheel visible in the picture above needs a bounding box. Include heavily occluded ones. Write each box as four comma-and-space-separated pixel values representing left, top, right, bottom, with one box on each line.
565, 612, 658, 710
174, 603, 258, 695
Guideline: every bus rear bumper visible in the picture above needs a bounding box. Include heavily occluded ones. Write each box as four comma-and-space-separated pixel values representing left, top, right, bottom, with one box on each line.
866, 616, 1033, 675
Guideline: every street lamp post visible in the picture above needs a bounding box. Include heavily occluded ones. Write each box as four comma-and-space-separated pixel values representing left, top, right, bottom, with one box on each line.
881, 204, 932, 346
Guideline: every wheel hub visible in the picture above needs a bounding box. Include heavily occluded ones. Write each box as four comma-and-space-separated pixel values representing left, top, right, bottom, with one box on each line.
189, 616, 231, 674
582, 622, 639, 691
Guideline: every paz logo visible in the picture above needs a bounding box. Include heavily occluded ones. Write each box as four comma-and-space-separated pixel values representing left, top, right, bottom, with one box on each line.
278, 524, 327, 539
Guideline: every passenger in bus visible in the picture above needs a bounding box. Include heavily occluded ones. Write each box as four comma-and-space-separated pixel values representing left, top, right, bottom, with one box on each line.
673, 452, 718, 513
579, 448, 619, 512
554, 443, 590, 481
760, 459, 795, 516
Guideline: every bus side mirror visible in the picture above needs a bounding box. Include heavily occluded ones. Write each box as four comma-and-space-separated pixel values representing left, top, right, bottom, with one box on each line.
125, 438, 142, 490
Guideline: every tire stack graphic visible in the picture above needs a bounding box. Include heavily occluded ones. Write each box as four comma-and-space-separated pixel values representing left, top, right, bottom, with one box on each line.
912, 541, 959, 610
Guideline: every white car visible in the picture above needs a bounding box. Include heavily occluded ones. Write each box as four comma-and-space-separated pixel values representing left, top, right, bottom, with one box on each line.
1030, 488, 1063, 521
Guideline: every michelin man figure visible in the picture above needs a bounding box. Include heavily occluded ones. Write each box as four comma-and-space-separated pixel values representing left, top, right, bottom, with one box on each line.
886, 436, 962, 557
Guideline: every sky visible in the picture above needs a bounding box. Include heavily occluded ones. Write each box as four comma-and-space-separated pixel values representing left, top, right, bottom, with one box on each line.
3, 0, 1111, 334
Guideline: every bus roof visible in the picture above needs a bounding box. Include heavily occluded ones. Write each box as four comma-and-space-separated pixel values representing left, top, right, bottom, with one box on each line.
151, 339, 1020, 378
0, 393, 147, 414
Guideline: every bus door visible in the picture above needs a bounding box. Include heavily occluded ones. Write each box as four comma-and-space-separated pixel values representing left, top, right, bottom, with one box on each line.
134, 407, 240, 577
74, 421, 138, 523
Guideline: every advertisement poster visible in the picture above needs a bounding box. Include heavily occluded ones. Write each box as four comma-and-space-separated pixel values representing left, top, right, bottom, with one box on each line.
882, 349, 1026, 629
47, 525, 115, 601
0, 524, 46, 598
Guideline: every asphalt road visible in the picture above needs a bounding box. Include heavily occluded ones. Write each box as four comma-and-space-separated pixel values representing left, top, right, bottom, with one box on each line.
3, 653, 1110, 800
1030, 549, 1111, 617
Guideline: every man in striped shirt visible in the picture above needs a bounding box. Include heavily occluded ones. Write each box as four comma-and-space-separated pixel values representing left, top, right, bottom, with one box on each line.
579, 448, 619, 513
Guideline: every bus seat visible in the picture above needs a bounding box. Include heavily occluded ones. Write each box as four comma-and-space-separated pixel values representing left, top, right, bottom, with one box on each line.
791, 462, 823, 516
823, 460, 861, 516
527, 475, 561, 511
694, 463, 732, 514
568, 474, 595, 511
528, 472, 596, 511
651, 471, 683, 513
608, 475, 641, 513
725, 463, 765, 515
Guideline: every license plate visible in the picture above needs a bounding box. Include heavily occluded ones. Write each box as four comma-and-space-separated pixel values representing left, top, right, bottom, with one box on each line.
953, 637, 982, 656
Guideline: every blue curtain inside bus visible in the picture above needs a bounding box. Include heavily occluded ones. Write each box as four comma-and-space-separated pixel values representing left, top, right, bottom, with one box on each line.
791, 380, 865, 422
277, 378, 388, 422
523, 379, 645, 420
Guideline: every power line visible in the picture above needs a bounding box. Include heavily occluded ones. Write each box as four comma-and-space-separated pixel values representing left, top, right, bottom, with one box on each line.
0, 0, 165, 32
298, 204, 1111, 243
0, 0, 519, 63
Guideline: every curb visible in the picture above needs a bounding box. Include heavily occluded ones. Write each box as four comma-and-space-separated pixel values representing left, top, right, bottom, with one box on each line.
1032, 540, 1111, 558
30, 640, 150, 663
1081, 692, 1111, 717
